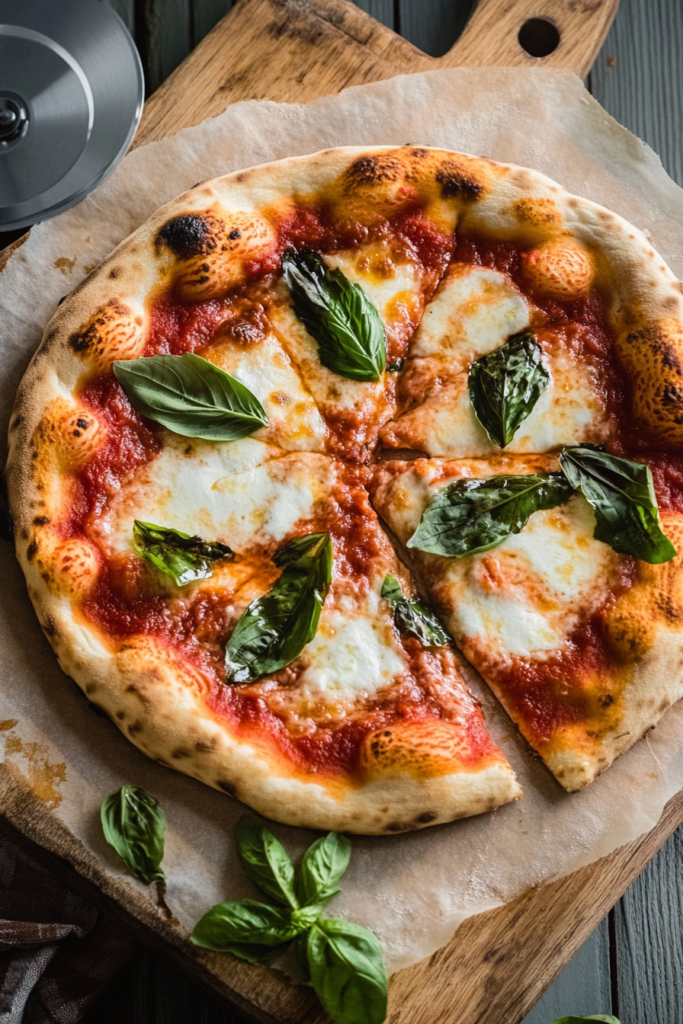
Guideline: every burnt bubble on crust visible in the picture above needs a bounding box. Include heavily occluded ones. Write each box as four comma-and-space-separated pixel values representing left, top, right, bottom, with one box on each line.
435, 158, 485, 201
343, 154, 404, 188
155, 213, 218, 260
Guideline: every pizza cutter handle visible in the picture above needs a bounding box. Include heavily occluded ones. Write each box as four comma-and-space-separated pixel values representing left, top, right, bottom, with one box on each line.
442, 0, 620, 78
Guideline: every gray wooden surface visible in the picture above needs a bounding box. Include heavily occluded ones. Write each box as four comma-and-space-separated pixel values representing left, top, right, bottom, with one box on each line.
89, 2, 682, 1022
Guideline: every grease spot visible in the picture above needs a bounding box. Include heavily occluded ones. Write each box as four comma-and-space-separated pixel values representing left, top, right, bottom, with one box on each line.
4, 735, 66, 808
54, 257, 77, 276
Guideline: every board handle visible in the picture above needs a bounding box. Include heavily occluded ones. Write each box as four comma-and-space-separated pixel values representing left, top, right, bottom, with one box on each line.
439, 0, 619, 78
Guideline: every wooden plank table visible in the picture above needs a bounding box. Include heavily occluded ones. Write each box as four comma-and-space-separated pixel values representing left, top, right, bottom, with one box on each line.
15, 0, 683, 1021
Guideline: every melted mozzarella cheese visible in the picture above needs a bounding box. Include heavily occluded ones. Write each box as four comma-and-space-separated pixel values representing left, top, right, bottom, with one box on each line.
205, 334, 326, 452
99, 437, 331, 555
297, 596, 406, 700
443, 496, 619, 657
385, 348, 608, 457
409, 264, 529, 367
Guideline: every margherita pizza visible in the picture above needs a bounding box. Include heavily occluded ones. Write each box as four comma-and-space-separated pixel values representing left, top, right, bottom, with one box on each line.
7, 146, 683, 831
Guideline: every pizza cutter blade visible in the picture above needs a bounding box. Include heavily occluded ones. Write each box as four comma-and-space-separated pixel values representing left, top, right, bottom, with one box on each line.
0, 0, 144, 232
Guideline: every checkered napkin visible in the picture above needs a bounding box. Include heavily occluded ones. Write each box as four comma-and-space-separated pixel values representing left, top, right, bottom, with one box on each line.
0, 835, 138, 1023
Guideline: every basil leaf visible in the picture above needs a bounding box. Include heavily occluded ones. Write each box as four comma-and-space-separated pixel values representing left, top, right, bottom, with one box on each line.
551, 1017, 620, 1023
100, 785, 166, 884
407, 473, 573, 557
468, 331, 549, 448
133, 520, 232, 586
306, 919, 388, 1024
282, 249, 386, 382
191, 899, 302, 958
113, 353, 268, 441
559, 445, 677, 564
236, 816, 299, 909
381, 574, 450, 646
297, 832, 352, 908
225, 532, 332, 684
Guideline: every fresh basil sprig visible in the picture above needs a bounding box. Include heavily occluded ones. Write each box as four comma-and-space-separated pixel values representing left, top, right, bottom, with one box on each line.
282, 249, 386, 382
225, 532, 332, 684
192, 818, 387, 1024
407, 474, 573, 557
381, 574, 449, 646
559, 445, 676, 564
113, 353, 268, 441
468, 330, 549, 448
551, 1017, 620, 1023
133, 520, 233, 586
100, 785, 166, 885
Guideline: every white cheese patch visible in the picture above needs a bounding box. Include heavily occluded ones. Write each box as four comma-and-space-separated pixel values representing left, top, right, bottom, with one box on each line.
99, 437, 331, 556
324, 248, 422, 337
297, 591, 406, 700
205, 334, 326, 452
442, 496, 619, 657
409, 264, 529, 367
388, 349, 607, 457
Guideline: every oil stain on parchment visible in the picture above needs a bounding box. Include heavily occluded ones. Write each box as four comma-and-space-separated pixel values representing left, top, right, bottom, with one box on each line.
2, 721, 66, 808
53, 257, 77, 276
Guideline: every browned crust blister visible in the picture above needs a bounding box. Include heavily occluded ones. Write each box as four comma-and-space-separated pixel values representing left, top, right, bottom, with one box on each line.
7, 146, 683, 829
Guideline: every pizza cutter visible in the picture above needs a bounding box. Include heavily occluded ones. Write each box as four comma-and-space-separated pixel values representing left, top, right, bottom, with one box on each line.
0, 0, 143, 232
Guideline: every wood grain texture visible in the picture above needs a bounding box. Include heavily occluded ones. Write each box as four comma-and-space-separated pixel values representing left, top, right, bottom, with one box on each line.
589, 0, 683, 190
522, 921, 612, 1024
613, 828, 683, 1024
134, 0, 619, 146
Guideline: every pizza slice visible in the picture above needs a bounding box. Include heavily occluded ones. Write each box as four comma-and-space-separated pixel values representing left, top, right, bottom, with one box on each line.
380, 256, 613, 458
370, 453, 683, 790
18, 389, 520, 830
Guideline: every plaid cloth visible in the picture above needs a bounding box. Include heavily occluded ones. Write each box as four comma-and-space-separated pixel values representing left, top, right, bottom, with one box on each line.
0, 835, 139, 1023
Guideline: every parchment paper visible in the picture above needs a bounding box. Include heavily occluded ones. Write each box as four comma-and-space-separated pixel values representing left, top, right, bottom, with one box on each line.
2, 68, 683, 977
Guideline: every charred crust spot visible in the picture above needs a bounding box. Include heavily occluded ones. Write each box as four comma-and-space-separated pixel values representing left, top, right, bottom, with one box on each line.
435, 160, 484, 200
26, 540, 37, 561
195, 739, 216, 753
127, 721, 143, 735
41, 617, 57, 636
662, 383, 683, 406
599, 693, 615, 708
33, 516, 50, 525
85, 683, 96, 695
109, 267, 121, 279
415, 811, 438, 824
76, 418, 89, 429
228, 228, 241, 240
410, 148, 428, 158
115, 711, 126, 720
345, 154, 403, 188
384, 821, 408, 833
88, 701, 112, 722
156, 214, 217, 260
217, 779, 236, 795
171, 747, 191, 759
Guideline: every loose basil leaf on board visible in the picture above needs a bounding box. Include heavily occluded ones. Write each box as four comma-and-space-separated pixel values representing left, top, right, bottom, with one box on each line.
551, 1017, 621, 1023
306, 919, 388, 1024
225, 532, 333, 684
236, 816, 299, 909
133, 520, 233, 586
191, 899, 302, 960
113, 353, 268, 441
282, 249, 387, 382
380, 574, 450, 647
559, 445, 677, 564
468, 331, 549, 448
100, 786, 166, 884
297, 832, 352, 908
407, 473, 573, 558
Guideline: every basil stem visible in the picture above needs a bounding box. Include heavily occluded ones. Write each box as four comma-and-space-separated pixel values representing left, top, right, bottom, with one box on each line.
133, 520, 232, 586
100, 785, 166, 885
407, 473, 573, 557
468, 331, 549, 448
225, 532, 332, 684
559, 445, 676, 564
282, 249, 386, 382
381, 574, 450, 646
113, 353, 268, 441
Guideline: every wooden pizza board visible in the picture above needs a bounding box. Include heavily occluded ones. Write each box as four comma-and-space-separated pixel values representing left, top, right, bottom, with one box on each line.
12, 2, 683, 1023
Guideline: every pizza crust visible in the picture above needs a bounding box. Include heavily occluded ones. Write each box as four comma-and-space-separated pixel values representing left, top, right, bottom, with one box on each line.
8, 145, 683, 824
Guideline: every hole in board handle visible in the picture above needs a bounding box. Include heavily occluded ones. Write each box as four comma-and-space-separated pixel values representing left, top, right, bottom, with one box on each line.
518, 18, 561, 58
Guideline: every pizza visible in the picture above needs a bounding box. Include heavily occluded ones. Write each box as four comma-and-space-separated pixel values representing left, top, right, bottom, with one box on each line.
7, 146, 683, 833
